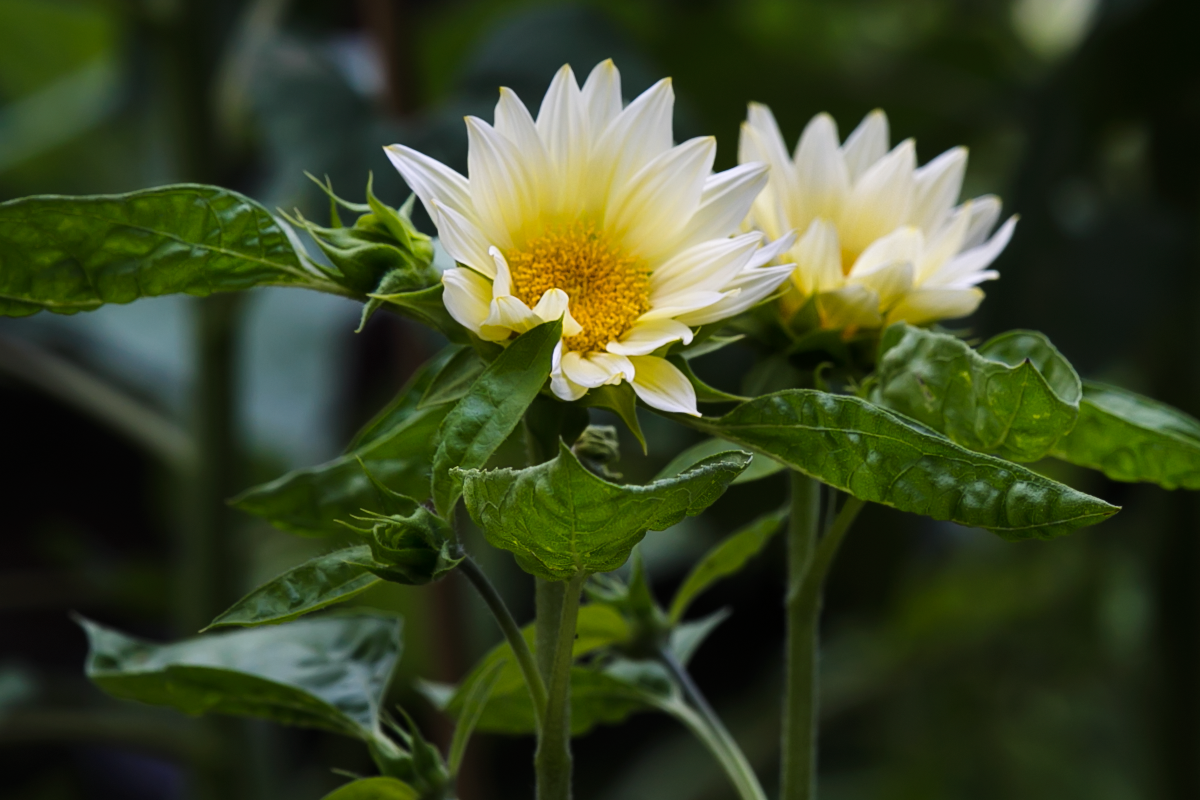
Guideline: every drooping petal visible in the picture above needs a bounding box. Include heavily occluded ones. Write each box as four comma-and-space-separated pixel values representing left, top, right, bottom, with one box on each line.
581, 59, 623, 139
441, 267, 492, 334
429, 199, 495, 277
628, 355, 699, 416
886, 287, 984, 326
384, 144, 474, 223
530, 288, 583, 336
466, 117, 537, 247
607, 318, 694, 356
839, 138, 916, 256
676, 264, 794, 325
561, 350, 635, 388
910, 146, 967, 235
650, 232, 762, 300
792, 218, 843, 295
550, 363, 588, 401
791, 112, 851, 230
607, 136, 716, 259
489, 247, 514, 295
962, 195, 1002, 249
841, 109, 890, 183
815, 285, 883, 329
674, 162, 770, 250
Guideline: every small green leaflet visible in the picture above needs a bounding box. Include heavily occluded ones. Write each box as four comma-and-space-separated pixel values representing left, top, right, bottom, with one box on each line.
81, 614, 401, 741
320, 777, 418, 800
0, 185, 332, 317
206, 546, 380, 631
874, 324, 1081, 462
431, 319, 562, 516
459, 443, 751, 580
677, 389, 1118, 540
1052, 381, 1200, 489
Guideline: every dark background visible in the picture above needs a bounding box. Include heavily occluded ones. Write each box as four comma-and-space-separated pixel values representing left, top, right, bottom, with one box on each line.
1, 0, 1198, 798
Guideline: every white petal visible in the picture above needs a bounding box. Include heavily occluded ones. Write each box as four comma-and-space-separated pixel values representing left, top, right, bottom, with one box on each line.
848, 260, 914, 309
489, 246, 513, 295
674, 264, 795, 326
840, 138, 917, 256
481, 295, 542, 340
441, 268, 492, 334
581, 59, 623, 137
494, 87, 552, 208
384, 144, 474, 223
531, 288, 583, 337
637, 291, 729, 321
916, 201, 971, 281
848, 226, 922, 277
886, 287, 984, 326
739, 121, 789, 241
792, 112, 850, 230
747, 229, 798, 268
674, 162, 771, 250
536, 65, 588, 211
650, 232, 762, 300
429, 200, 495, 277
607, 136, 716, 259
910, 146, 966, 235
561, 350, 635, 388
550, 370, 588, 401
924, 215, 1016, 287
607, 318, 694, 356
744, 103, 797, 226
466, 117, 537, 247
793, 218, 843, 295
841, 109, 890, 183
628, 355, 699, 416
592, 78, 674, 203
962, 195, 1002, 249
815, 285, 883, 329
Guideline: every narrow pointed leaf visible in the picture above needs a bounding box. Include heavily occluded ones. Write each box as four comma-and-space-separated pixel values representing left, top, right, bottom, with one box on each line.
0, 185, 330, 317
874, 324, 1081, 462
670, 608, 732, 665
675, 390, 1118, 540
431, 319, 561, 516
460, 443, 751, 580
418, 346, 485, 409
81, 614, 401, 740
1051, 381, 1200, 489
447, 659, 503, 776
668, 509, 787, 624
656, 438, 786, 485
668, 355, 748, 403
206, 546, 380, 630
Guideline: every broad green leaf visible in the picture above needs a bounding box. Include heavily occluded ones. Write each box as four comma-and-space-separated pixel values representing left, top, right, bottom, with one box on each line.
233, 352, 454, 536
460, 443, 751, 580
419, 347, 484, 409
0, 185, 328, 318
1051, 381, 1200, 489
656, 438, 786, 485
349, 347, 456, 450
81, 614, 401, 740
676, 390, 1118, 540
431, 319, 562, 516
874, 324, 1081, 462
668, 509, 787, 624
205, 546, 380, 631
320, 778, 418, 800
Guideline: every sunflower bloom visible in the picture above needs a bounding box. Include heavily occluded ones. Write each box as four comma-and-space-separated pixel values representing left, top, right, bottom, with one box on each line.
386, 61, 794, 416
739, 105, 1017, 330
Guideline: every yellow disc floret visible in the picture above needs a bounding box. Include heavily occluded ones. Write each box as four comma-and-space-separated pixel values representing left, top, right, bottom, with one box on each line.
506, 221, 651, 353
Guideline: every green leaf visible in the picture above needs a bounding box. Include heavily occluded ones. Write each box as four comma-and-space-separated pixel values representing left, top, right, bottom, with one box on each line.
0, 184, 327, 317
233, 352, 454, 536
418, 347, 485, 409
447, 659, 503, 776
668, 509, 787, 624
656, 438, 786, 486
81, 614, 401, 740
874, 324, 1081, 462
578, 382, 647, 453
676, 390, 1118, 540
670, 608, 731, 665
431, 319, 562, 516
668, 356, 748, 404
460, 443, 751, 580
320, 778, 418, 800
369, 284, 471, 344
205, 546, 381, 631
1051, 381, 1200, 489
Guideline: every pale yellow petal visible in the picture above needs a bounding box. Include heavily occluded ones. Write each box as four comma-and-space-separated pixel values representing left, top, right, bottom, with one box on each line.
676, 264, 794, 325
628, 355, 699, 416
429, 199, 494, 277
466, 117, 537, 247
384, 144, 474, 224
840, 138, 916, 255
581, 59, 623, 138
441, 267, 492, 334
886, 287, 984, 326
792, 112, 850, 230
910, 146, 967, 235
561, 350, 635, 388
530, 288, 583, 337
793, 218, 843, 295
841, 109, 890, 182
674, 162, 770, 250
848, 260, 914, 310
536, 64, 588, 212
607, 318, 694, 356
650, 232, 762, 300
816, 285, 883, 329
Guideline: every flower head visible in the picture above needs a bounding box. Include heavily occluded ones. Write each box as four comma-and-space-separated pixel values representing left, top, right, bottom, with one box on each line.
739, 105, 1016, 331
386, 61, 794, 416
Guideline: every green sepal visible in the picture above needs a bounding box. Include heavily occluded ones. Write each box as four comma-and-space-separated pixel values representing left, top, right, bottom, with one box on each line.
669, 389, 1119, 540
668, 355, 748, 404
1051, 380, 1200, 489
367, 283, 471, 343
458, 443, 750, 581
80, 614, 402, 741
874, 324, 1081, 462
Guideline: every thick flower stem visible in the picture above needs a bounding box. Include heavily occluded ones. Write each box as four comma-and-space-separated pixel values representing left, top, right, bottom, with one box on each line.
660, 649, 767, 800
535, 575, 585, 800
458, 556, 547, 731
781, 475, 865, 800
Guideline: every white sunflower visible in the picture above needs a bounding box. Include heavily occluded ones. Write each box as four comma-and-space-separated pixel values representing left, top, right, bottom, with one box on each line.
739, 105, 1017, 331
385, 60, 795, 416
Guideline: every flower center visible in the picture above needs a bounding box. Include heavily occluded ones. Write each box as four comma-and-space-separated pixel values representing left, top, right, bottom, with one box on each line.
506, 221, 651, 353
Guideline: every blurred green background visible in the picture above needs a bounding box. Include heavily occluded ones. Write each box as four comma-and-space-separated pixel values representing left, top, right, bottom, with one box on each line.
1, 0, 1198, 799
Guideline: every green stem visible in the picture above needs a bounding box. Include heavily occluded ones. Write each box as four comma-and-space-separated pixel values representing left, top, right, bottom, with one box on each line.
458, 556, 547, 730
535, 579, 566, 683
535, 575, 584, 800
659, 650, 767, 800
781, 474, 864, 800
